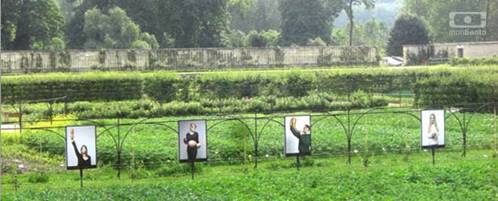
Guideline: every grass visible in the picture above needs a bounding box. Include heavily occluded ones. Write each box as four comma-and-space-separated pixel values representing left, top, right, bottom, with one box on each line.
1, 108, 496, 200
2, 149, 497, 200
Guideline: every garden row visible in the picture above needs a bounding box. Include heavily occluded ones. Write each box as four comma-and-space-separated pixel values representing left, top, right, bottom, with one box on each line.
2, 66, 497, 107
414, 72, 498, 107
5, 91, 387, 120
4, 153, 497, 201
449, 57, 498, 66
19, 109, 495, 169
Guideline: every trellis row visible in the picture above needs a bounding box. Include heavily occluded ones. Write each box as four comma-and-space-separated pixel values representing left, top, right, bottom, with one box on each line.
7, 102, 496, 179
0, 46, 377, 73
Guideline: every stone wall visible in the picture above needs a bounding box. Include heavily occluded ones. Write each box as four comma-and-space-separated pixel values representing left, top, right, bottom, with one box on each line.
0, 46, 378, 73
403, 41, 498, 65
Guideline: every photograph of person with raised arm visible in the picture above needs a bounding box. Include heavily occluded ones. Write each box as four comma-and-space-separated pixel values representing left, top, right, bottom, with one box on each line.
285, 116, 312, 156
66, 126, 97, 169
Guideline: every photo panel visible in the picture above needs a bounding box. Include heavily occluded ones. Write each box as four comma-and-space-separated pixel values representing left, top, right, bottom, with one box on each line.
421, 110, 445, 148
284, 116, 312, 156
65, 125, 97, 170
178, 120, 208, 162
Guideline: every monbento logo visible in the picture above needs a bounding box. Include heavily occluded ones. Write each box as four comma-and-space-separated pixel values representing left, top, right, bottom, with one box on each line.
449, 12, 487, 28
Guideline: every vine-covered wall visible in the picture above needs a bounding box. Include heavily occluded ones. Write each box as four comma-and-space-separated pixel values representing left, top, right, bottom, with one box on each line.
0, 47, 378, 73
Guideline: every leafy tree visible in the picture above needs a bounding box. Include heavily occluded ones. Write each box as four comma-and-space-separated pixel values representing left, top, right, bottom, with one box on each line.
66, 0, 117, 48
1, 0, 65, 50
279, 0, 342, 46
247, 30, 267, 47
387, 15, 429, 56
69, 0, 231, 48
403, 0, 492, 42
222, 30, 248, 47
341, 0, 375, 46
1, 0, 20, 50
486, 0, 498, 41
307, 37, 327, 46
333, 19, 388, 49
229, 0, 281, 32
82, 7, 159, 49
260, 29, 280, 47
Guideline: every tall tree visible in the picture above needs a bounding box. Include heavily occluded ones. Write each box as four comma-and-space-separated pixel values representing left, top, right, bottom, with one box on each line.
342, 0, 375, 46
82, 7, 158, 49
333, 19, 388, 49
279, 0, 342, 46
67, 0, 230, 48
174, 0, 228, 48
229, 0, 281, 32
66, 0, 115, 48
387, 15, 429, 56
1, 0, 21, 50
403, 0, 491, 42
1, 0, 65, 50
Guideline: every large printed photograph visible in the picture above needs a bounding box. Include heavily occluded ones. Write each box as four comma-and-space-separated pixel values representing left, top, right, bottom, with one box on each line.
421, 110, 445, 148
284, 116, 312, 156
65, 126, 97, 170
178, 120, 208, 162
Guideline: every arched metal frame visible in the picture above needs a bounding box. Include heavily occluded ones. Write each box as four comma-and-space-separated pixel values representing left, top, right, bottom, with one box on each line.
446, 102, 495, 157
2, 102, 496, 177
96, 118, 179, 179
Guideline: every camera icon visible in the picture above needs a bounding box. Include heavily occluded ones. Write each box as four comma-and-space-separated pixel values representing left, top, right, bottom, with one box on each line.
449, 12, 487, 28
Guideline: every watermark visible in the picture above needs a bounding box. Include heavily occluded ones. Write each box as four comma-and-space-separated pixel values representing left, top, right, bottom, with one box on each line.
449, 12, 487, 37
449, 29, 487, 37
449, 12, 486, 28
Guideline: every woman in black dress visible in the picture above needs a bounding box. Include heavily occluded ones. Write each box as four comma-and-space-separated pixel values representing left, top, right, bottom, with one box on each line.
183, 123, 201, 162
70, 128, 92, 168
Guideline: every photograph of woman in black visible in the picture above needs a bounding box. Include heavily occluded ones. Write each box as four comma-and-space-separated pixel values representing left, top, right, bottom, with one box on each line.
183, 123, 201, 162
286, 116, 312, 156
64, 126, 97, 188
178, 120, 207, 162
70, 128, 92, 168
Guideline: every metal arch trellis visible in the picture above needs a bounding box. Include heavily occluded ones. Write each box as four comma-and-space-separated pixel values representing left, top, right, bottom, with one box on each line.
251, 116, 285, 168
316, 108, 381, 165
310, 107, 422, 165
6, 96, 67, 137
207, 114, 288, 168
2, 102, 496, 177
207, 115, 257, 167
28, 127, 65, 141
105, 118, 178, 179
446, 102, 496, 157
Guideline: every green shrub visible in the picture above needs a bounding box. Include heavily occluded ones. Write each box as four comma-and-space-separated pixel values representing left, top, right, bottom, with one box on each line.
1, 72, 143, 103
9, 92, 388, 120
3, 67, 496, 104
450, 57, 498, 66
27, 172, 49, 183
155, 163, 200, 177
414, 72, 498, 107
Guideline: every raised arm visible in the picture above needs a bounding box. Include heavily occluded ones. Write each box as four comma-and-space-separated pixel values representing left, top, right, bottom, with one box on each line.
290, 126, 300, 139
72, 140, 82, 158
70, 129, 82, 158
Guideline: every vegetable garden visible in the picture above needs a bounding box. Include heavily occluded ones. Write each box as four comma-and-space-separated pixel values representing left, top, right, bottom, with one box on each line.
1, 65, 497, 200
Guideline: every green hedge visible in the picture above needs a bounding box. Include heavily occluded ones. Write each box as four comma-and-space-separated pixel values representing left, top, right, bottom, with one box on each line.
2, 66, 497, 104
449, 57, 498, 66
414, 72, 498, 107
8, 92, 388, 120
1, 72, 143, 103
